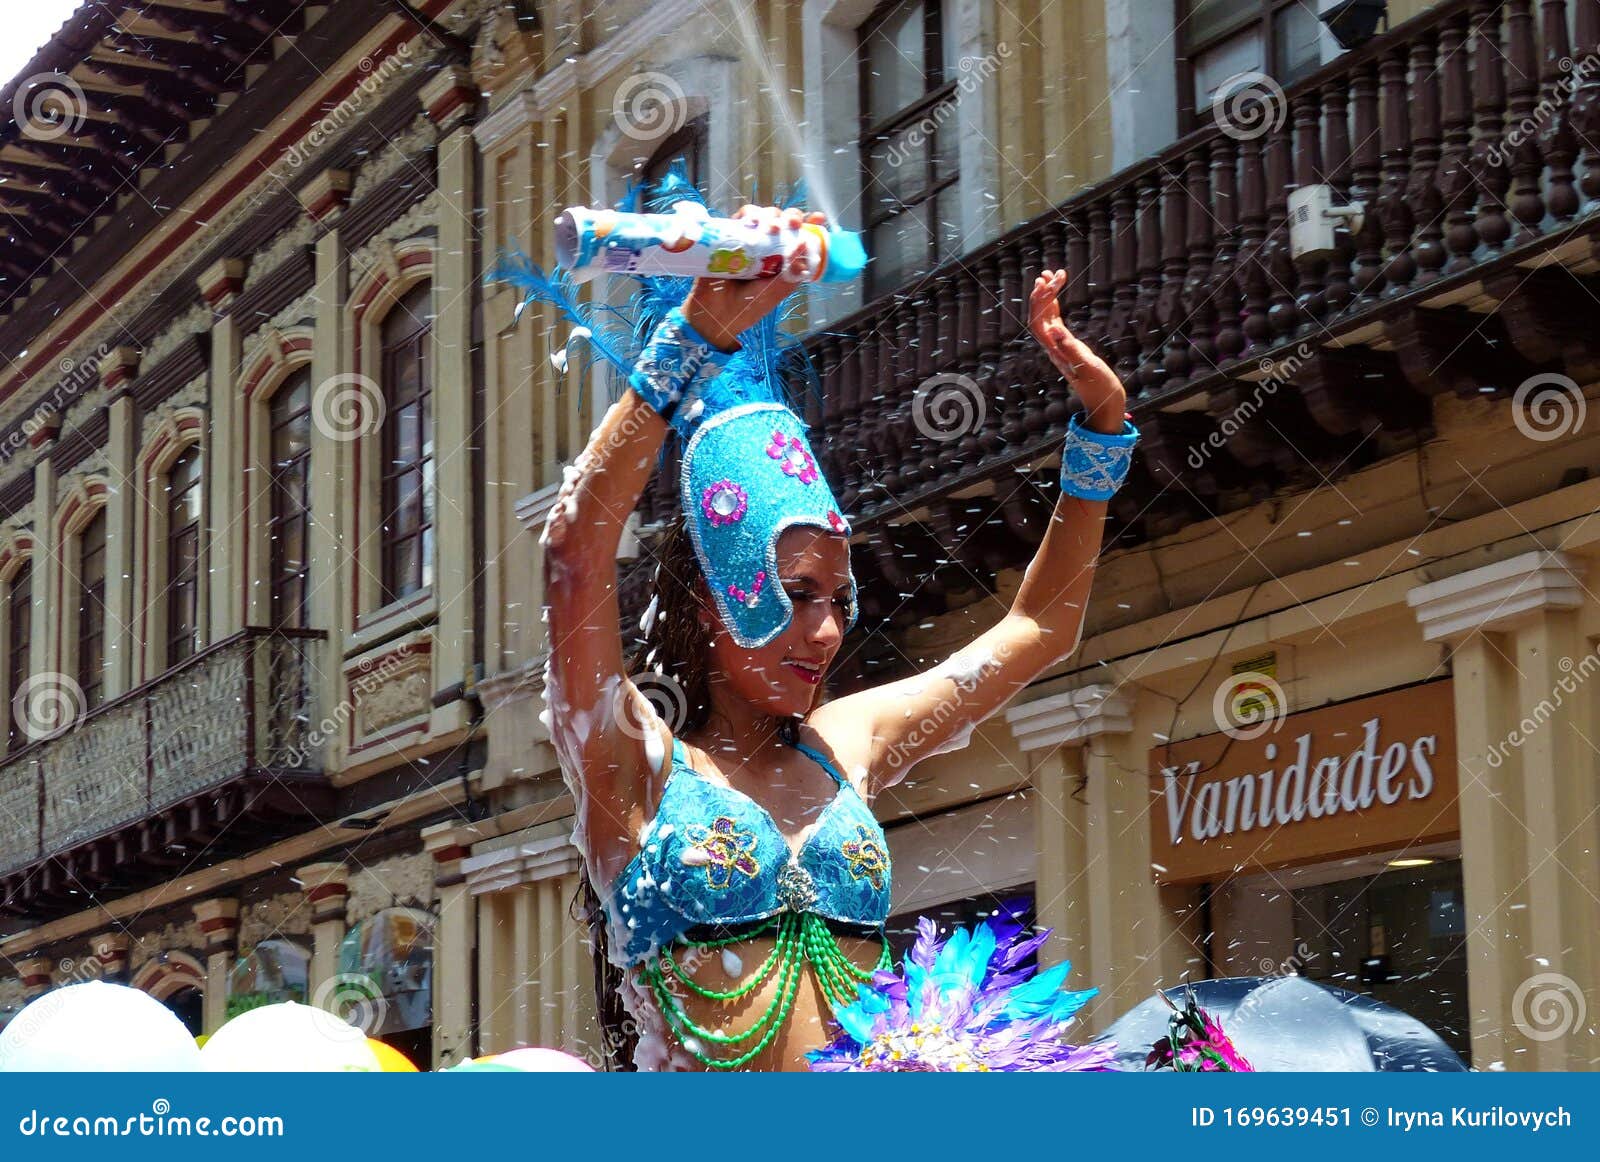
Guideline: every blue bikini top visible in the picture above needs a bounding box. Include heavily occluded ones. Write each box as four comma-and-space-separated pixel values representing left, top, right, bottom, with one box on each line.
606, 736, 892, 967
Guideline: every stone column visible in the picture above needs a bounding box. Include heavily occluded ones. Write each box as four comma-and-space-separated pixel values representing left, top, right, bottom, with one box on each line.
15, 956, 53, 1001
1409, 549, 1597, 1070
297, 861, 350, 1000
100, 349, 139, 698
420, 66, 481, 741
198, 258, 246, 643
90, 931, 131, 984
423, 822, 474, 1068
193, 898, 241, 1035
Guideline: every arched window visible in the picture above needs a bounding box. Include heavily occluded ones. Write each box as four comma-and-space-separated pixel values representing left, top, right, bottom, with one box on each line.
5, 560, 30, 752
379, 283, 434, 605
165, 446, 203, 666
228, 938, 310, 1020
338, 906, 433, 1065
268, 370, 312, 629
74, 511, 106, 711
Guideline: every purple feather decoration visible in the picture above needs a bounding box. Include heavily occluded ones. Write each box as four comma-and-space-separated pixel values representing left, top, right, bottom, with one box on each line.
806, 917, 1115, 1073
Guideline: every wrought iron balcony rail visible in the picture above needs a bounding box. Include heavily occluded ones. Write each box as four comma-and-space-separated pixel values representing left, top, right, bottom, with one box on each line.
0, 628, 330, 917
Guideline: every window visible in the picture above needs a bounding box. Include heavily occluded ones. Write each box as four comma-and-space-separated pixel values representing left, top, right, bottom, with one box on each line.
75, 511, 106, 711
6, 561, 30, 752
639, 113, 708, 198
1178, 0, 1323, 132
165, 446, 203, 667
379, 283, 434, 606
858, 0, 962, 298
269, 370, 312, 629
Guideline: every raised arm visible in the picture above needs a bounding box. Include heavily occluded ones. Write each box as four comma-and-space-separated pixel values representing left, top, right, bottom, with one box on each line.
542, 206, 825, 882
810, 269, 1136, 801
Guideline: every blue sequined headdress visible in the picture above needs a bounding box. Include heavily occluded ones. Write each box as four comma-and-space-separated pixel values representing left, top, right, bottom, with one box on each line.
490, 166, 858, 649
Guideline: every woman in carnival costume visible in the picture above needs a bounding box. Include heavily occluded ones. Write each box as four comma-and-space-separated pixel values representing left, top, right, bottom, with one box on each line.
507, 171, 1140, 1072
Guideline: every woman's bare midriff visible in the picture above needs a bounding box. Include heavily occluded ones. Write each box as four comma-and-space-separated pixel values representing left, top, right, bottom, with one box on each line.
645, 927, 884, 1071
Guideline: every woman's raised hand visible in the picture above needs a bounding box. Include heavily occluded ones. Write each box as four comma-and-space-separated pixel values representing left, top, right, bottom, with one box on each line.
1028, 268, 1128, 434
682, 205, 827, 352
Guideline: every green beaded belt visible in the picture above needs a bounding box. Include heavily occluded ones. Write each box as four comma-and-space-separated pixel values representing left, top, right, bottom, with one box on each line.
638, 910, 892, 1070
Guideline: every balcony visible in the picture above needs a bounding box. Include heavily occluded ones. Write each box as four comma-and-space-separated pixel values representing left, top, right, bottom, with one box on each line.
0, 628, 332, 919
623, 0, 1599, 634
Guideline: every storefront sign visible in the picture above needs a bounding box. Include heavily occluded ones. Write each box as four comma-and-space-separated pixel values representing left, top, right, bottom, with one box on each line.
1148, 681, 1458, 884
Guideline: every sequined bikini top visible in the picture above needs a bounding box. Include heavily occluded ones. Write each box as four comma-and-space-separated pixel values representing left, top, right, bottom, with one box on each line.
606, 737, 892, 967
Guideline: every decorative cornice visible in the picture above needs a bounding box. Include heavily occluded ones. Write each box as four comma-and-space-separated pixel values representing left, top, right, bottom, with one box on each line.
420, 64, 481, 133
474, 653, 547, 713
98, 346, 141, 392
197, 257, 247, 311
1003, 682, 1134, 751
1407, 549, 1587, 641
297, 168, 354, 223
461, 831, 580, 895
473, 0, 706, 150
296, 860, 351, 924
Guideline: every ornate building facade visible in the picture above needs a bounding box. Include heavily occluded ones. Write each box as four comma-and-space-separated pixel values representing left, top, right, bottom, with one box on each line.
3, 0, 1600, 1073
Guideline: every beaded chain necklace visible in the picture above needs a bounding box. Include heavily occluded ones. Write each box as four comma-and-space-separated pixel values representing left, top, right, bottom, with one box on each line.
638, 910, 892, 1070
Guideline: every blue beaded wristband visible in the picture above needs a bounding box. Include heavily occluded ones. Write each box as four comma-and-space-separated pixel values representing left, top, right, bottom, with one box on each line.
1059, 412, 1139, 501
626, 307, 734, 421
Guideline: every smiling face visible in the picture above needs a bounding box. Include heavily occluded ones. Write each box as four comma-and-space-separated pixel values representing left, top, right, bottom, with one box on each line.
702, 525, 852, 719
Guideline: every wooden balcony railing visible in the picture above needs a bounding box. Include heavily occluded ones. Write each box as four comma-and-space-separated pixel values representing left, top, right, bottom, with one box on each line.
0, 628, 331, 915
795, 0, 1600, 520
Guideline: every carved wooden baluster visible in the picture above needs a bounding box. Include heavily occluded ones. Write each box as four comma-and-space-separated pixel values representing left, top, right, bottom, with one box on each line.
1236, 134, 1272, 355
857, 327, 883, 502
1378, 47, 1417, 292
1571, 0, 1600, 209
955, 265, 984, 465
833, 336, 861, 507
998, 241, 1028, 443
1159, 161, 1194, 391
975, 254, 1006, 459
1108, 185, 1141, 387
1538, 0, 1580, 222
1409, 32, 1447, 283
1349, 61, 1386, 299
1087, 203, 1113, 343
813, 336, 840, 484
1263, 122, 1298, 342
1052, 217, 1085, 429
1438, 10, 1479, 272
874, 303, 903, 497
1209, 138, 1244, 363
1018, 230, 1049, 437
1133, 174, 1165, 396
1291, 91, 1329, 328
1471, 0, 1513, 252
1319, 80, 1354, 314
1505, 0, 1546, 241
889, 300, 919, 491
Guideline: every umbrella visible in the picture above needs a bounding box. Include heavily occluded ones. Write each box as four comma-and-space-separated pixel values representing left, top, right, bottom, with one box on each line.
1096, 976, 1468, 1071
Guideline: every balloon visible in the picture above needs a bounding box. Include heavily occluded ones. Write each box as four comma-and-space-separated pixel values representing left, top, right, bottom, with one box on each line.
367, 1038, 419, 1072
0, 982, 201, 1072
486, 1046, 595, 1072
200, 1001, 381, 1072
